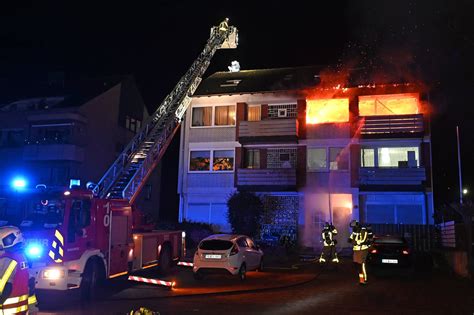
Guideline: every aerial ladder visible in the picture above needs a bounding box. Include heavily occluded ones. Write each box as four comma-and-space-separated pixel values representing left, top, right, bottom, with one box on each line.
92, 19, 238, 202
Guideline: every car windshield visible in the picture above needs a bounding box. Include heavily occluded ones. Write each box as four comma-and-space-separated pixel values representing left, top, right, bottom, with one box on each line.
374, 237, 406, 244
199, 239, 233, 250
0, 196, 65, 229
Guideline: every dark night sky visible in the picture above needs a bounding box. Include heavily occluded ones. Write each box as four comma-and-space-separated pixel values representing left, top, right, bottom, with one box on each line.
1, 1, 473, 211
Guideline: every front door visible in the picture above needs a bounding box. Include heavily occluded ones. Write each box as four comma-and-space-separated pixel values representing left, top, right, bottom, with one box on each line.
332, 206, 351, 249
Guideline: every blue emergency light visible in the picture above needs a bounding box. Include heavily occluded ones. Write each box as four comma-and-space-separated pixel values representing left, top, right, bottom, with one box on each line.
25, 244, 43, 259
69, 179, 80, 188
11, 177, 27, 190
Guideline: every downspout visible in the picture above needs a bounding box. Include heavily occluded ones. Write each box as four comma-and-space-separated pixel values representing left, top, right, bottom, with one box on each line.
178, 112, 187, 222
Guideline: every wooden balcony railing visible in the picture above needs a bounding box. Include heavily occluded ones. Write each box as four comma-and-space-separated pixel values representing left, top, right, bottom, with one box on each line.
238, 119, 298, 141
359, 114, 424, 135
237, 168, 296, 188
359, 167, 426, 185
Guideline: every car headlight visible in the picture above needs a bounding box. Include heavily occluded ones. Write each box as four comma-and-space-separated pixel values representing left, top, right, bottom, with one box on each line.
42, 268, 65, 280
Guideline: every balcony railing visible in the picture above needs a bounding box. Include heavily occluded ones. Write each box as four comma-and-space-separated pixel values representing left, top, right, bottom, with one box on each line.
359, 114, 424, 136
238, 119, 298, 141
23, 144, 84, 162
237, 168, 296, 188
359, 167, 426, 186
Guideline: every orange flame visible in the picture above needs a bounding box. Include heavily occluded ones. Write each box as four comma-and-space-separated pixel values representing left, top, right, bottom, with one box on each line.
358, 93, 420, 116
306, 98, 349, 124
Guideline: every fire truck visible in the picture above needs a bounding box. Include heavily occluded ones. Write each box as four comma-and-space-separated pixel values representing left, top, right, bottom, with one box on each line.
0, 20, 238, 298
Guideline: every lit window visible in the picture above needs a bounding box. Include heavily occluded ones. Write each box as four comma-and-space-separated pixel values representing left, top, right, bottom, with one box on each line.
215, 105, 236, 126
361, 148, 375, 167
359, 93, 419, 116
377, 147, 419, 167
248, 105, 261, 121
307, 148, 327, 171
329, 147, 349, 170
213, 150, 234, 171
189, 150, 210, 171
245, 149, 260, 169
306, 99, 349, 124
192, 107, 212, 127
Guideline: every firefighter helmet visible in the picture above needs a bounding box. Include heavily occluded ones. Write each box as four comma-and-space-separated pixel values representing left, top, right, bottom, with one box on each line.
349, 220, 359, 228
0, 226, 24, 250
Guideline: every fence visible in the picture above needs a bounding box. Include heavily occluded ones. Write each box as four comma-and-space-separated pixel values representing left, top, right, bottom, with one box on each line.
370, 223, 437, 252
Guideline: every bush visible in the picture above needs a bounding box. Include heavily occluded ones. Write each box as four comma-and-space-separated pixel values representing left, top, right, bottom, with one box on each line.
227, 191, 263, 238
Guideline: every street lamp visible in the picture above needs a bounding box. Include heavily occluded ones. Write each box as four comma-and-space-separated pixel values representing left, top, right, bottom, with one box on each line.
463, 188, 468, 195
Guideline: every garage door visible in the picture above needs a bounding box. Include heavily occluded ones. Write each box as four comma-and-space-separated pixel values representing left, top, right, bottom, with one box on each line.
186, 203, 231, 232
366, 204, 423, 224
210, 203, 231, 232
187, 203, 210, 223
367, 205, 395, 224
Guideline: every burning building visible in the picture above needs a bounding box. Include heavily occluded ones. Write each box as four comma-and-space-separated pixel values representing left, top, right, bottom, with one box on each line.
177, 65, 433, 250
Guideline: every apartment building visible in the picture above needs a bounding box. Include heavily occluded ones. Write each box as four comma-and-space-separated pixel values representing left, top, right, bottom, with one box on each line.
177, 66, 434, 249
0, 76, 162, 218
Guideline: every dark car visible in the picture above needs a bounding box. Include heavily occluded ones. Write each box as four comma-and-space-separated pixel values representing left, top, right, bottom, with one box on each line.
367, 235, 413, 269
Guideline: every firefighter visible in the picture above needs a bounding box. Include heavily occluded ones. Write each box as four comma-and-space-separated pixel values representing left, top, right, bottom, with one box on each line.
348, 220, 373, 285
129, 306, 160, 315
218, 18, 229, 34
0, 226, 38, 314
319, 222, 339, 264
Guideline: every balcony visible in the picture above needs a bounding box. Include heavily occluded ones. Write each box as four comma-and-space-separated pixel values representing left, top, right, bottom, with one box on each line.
238, 119, 298, 143
23, 144, 84, 162
236, 168, 296, 191
359, 114, 424, 137
359, 167, 426, 186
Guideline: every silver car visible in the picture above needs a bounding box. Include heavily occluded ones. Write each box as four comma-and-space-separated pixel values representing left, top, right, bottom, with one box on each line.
193, 234, 264, 281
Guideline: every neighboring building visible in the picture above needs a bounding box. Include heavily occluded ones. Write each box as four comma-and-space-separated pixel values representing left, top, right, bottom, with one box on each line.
177, 65, 434, 250
0, 76, 162, 218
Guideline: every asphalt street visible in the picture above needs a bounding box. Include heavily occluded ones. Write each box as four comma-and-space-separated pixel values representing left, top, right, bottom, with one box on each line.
36, 259, 474, 315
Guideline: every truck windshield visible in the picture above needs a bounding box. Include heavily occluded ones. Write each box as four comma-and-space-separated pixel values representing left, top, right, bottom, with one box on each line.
0, 197, 65, 229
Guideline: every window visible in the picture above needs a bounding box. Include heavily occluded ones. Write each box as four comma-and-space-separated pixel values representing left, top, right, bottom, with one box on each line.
361, 148, 375, 167
237, 238, 249, 248
213, 150, 234, 171
267, 148, 297, 168
245, 149, 260, 169
125, 115, 141, 133
329, 147, 349, 170
359, 93, 419, 116
306, 98, 349, 124
215, 105, 236, 126
378, 147, 419, 167
192, 107, 212, 126
248, 105, 261, 121
268, 104, 297, 119
0, 129, 24, 147
189, 150, 210, 171
307, 148, 327, 171
68, 199, 91, 243
189, 149, 235, 172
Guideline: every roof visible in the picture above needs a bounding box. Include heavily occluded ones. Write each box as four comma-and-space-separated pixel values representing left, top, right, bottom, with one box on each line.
194, 65, 420, 97
194, 65, 324, 96
0, 76, 129, 113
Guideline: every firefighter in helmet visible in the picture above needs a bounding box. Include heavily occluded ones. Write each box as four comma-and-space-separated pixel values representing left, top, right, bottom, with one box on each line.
348, 220, 373, 285
0, 226, 38, 314
319, 222, 339, 263
218, 18, 230, 34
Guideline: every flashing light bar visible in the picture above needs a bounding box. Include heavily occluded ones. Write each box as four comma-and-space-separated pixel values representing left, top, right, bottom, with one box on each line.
11, 177, 27, 189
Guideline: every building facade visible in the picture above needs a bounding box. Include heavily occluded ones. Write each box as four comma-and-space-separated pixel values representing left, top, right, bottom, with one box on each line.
0, 76, 162, 219
177, 66, 434, 249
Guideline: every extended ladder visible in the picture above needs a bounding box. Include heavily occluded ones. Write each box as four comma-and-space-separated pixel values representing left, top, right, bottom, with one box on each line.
92, 21, 238, 202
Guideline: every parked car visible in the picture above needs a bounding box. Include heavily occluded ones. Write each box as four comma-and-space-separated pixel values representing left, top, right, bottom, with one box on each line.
193, 234, 264, 281
367, 235, 413, 269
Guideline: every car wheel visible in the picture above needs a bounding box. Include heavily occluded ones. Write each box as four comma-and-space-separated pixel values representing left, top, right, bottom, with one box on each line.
238, 264, 246, 281
193, 271, 204, 280
257, 258, 264, 272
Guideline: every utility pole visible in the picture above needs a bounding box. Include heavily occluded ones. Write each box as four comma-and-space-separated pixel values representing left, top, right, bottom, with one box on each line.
456, 126, 463, 204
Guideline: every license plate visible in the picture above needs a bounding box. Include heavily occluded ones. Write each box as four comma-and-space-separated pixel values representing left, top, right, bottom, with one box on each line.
205, 254, 222, 259
382, 259, 398, 264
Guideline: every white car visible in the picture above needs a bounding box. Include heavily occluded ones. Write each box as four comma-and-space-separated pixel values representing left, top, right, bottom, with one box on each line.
193, 234, 264, 280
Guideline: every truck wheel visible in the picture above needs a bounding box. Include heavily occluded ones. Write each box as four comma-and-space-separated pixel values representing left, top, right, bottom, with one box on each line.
80, 260, 103, 301
158, 245, 172, 275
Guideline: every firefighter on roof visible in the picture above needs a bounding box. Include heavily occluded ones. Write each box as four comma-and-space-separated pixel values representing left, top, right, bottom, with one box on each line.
218, 18, 229, 34
348, 220, 373, 285
0, 226, 38, 314
319, 222, 339, 263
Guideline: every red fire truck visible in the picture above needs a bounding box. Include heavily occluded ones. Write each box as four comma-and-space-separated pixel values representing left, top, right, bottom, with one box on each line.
0, 20, 238, 298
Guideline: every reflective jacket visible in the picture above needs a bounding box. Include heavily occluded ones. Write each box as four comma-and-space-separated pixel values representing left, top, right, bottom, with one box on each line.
321, 226, 338, 247
349, 227, 373, 251
0, 251, 36, 315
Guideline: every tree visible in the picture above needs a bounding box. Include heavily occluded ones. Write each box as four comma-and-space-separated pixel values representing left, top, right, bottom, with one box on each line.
227, 191, 263, 238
